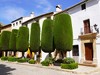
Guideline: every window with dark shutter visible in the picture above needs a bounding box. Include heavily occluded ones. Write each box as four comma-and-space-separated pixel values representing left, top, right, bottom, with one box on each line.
83, 19, 91, 34
81, 3, 86, 10
73, 45, 79, 56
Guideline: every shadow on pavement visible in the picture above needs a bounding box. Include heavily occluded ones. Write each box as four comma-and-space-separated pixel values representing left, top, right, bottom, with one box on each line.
0, 64, 16, 75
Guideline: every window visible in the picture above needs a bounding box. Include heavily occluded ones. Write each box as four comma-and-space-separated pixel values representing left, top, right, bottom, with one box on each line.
81, 3, 86, 10
13, 23, 15, 26
36, 20, 39, 23
47, 16, 51, 19
83, 19, 91, 34
19, 21, 21, 24
16, 22, 18, 25
72, 45, 79, 56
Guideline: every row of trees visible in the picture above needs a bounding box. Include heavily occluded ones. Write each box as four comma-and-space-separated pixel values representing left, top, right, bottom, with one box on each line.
0, 13, 73, 59
41, 13, 73, 59
0, 27, 29, 58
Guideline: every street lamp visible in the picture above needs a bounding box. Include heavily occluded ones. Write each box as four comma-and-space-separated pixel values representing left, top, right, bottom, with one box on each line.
94, 24, 99, 33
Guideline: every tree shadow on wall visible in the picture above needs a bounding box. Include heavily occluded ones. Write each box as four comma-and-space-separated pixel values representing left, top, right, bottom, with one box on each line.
0, 64, 16, 75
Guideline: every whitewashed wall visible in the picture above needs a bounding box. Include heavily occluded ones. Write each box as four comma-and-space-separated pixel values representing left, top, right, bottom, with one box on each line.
64, 0, 100, 64
11, 19, 22, 29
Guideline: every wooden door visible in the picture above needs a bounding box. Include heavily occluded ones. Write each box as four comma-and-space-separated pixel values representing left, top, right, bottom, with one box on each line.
84, 19, 91, 34
85, 43, 93, 61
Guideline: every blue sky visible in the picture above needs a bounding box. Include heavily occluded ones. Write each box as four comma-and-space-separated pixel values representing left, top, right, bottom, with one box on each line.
0, 0, 81, 25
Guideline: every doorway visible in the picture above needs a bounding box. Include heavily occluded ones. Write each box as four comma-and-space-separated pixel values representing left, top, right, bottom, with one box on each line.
85, 43, 93, 61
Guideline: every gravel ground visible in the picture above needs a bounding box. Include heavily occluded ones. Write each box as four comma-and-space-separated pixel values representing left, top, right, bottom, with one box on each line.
0, 61, 100, 75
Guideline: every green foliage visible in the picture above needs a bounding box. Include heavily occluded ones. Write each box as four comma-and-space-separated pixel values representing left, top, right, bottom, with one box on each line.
24, 58, 30, 61
41, 19, 54, 53
63, 58, 75, 64
30, 23, 40, 52
53, 13, 73, 51
45, 57, 54, 64
8, 56, 17, 62
61, 57, 78, 69
41, 60, 49, 66
41, 57, 54, 66
17, 58, 29, 63
1, 56, 8, 61
9, 29, 18, 51
61, 63, 78, 69
0, 35, 1, 50
16, 26, 29, 52
28, 59, 36, 64
1, 31, 11, 51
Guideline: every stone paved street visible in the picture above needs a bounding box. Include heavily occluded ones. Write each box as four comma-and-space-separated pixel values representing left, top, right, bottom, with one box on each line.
0, 61, 100, 75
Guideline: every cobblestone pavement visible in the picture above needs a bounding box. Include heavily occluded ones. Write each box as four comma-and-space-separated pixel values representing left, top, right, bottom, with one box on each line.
0, 61, 100, 75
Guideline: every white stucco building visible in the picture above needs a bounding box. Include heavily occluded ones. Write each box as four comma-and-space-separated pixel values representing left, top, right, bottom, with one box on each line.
11, 12, 34, 29
61, 0, 100, 66
2, 0, 100, 66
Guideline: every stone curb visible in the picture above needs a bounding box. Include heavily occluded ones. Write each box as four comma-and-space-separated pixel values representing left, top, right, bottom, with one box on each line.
0, 60, 100, 74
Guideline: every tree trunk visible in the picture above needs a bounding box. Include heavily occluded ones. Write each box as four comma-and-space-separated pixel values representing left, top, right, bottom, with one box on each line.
22, 52, 25, 58
9, 51, 12, 56
30, 51, 33, 59
0, 51, 2, 57
61, 51, 63, 58
54, 50, 67, 60
5, 51, 8, 57
14, 51, 17, 56
49, 52, 52, 57
54, 50, 58, 59
34, 52, 37, 61
2, 51, 4, 57
37, 51, 41, 64
63, 51, 67, 59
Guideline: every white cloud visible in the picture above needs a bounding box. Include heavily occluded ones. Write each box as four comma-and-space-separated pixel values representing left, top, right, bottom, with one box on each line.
34, 0, 55, 13
36, 5, 42, 8
0, 6, 26, 22
0, 0, 55, 23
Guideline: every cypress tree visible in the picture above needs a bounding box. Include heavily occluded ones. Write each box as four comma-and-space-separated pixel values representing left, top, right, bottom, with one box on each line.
0, 35, 2, 57
1, 31, 11, 56
9, 29, 18, 56
16, 26, 29, 57
30, 22, 40, 52
53, 13, 73, 57
41, 18, 54, 56
0, 35, 1, 50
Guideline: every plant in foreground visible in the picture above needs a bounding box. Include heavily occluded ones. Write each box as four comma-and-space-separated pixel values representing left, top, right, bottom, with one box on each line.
61, 58, 78, 69
8, 56, 18, 62
28, 59, 36, 64
1, 56, 8, 61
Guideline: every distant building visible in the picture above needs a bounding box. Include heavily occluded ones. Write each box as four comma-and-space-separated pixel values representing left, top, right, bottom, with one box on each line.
11, 12, 35, 29
1, 24, 11, 32
0, 22, 5, 32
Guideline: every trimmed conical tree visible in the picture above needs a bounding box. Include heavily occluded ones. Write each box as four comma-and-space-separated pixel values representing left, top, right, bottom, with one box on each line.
53, 13, 73, 58
0, 35, 2, 57
1, 31, 11, 56
41, 18, 54, 56
9, 29, 18, 56
30, 23, 40, 59
30, 23, 40, 52
0, 35, 1, 50
16, 26, 29, 57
